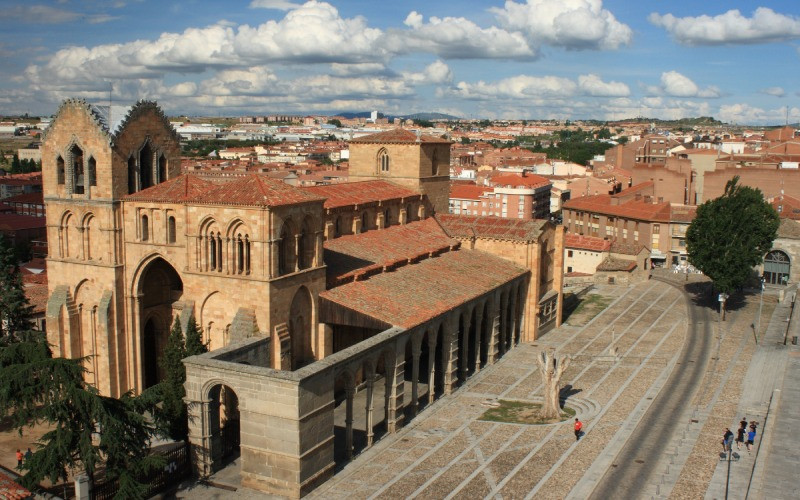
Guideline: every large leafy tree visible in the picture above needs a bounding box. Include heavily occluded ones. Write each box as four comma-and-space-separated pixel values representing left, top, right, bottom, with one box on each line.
686, 176, 779, 295
0, 233, 34, 338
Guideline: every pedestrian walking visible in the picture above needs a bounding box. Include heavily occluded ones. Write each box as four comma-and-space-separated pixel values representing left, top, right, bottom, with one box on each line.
574, 418, 583, 441
736, 425, 746, 450
746, 427, 756, 452
24, 448, 32, 463
722, 428, 733, 452
739, 417, 748, 431
15, 449, 23, 468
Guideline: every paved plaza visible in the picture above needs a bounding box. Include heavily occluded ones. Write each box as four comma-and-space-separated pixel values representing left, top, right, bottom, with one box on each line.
172, 277, 798, 499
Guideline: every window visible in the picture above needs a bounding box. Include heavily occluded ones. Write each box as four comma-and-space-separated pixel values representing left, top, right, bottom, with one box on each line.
568, 250, 573, 257
128, 156, 137, 194
167, 216, 176, 244
378, 148, 389, 173
567, 266, 573, 273
141, 214, 149, 241
87, 157, 97, 187
71, 144, 85, 194
235, 234, 251, 275
157, 154, 166, 183
57, 156, 65, 185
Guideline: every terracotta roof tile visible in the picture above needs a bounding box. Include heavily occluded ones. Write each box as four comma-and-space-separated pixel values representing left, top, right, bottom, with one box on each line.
0, 469, 31, 500
303, 180, 419, 209
324, 218, 458, 282
0, 214, 46, 231
350, 128, 451, 144
1, 192, 43, 204
450, 184, 491, 200
320, 249, 527, 329
777, 218, 800, 239
436, 214, 546, 242
490, 173, 551, 189
124, 174, 215, 203
564, 233, 611, 252
596, 257, 637, 272
193, 174, 324, 207
563, 195, 671, 222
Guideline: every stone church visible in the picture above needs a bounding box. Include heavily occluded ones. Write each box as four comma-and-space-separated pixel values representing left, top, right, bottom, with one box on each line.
42, 99, 564, 497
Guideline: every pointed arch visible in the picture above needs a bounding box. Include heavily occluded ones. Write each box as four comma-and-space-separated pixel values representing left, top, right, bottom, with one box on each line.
278, 217, 297, 275
70, 143, 85, 194
289, 286, 314, 369
57, 155, 66, 185
377, 147, 389, 173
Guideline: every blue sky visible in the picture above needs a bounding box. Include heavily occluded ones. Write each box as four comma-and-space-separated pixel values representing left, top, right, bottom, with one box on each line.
0, 0, 798, 124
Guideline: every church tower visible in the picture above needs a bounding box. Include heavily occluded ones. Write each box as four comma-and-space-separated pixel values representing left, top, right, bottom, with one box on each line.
42, 99, 180, 396
348, 129, 451, 216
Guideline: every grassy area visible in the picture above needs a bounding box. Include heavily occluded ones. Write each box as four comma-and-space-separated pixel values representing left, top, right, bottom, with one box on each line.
564, 293, 614, 326
479, 400, 575, 425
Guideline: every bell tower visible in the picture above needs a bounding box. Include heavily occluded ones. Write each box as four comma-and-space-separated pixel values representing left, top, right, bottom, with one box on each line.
348, 128, 451, 216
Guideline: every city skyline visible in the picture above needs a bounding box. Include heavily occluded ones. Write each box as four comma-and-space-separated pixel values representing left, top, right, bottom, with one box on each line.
0, 0, 799, 124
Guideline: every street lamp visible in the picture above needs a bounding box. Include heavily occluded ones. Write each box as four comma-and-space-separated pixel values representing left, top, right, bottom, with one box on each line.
754, 277, 765, 344
722, 434, 739, 500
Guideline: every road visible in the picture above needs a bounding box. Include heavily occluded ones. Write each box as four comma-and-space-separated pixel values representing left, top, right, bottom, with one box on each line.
588, 279, 714, 499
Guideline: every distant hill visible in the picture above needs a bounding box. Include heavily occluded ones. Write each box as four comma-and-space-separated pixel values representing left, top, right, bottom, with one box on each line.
402, 112, 460, 121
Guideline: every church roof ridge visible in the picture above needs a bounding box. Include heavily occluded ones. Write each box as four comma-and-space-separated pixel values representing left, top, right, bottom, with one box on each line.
350, 128, 451, 145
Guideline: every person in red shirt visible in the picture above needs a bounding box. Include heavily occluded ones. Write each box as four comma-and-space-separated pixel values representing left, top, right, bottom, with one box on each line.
16, 449, 23, 468
574, 418, 583, 441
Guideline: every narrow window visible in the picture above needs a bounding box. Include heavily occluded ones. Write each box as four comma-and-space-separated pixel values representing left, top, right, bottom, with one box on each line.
57, 156, 65, 185
128, 156, 137, 194
141, 214, 149, 242
210, 236, 217, 270
157, 154, 167, 183
361, 211, 369, 232
167, 216, 176, 244
216, 234, 223, 272
244, 236, 251, 275
139, 142, 153, 190
237, 236, 244, 274
378, 148, 389, 173
71, 145, 85, 194
87, 157, 97, 187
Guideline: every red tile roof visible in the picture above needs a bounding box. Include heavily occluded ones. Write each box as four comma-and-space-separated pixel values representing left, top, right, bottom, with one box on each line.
324, 218, 458, 283
564, 233, 611, 252
563, 195, 671, 222
450, 184, 491, 200
489, 173, 551, 189
25, 282, 48, 314
436, 214, 547, 242
303, 180, 419, 209
320, 249, 527, 329
596, 258, 637, 272
124, 173, 324, 207
0, 469, 31, 500
1, 192, 44, 204
350, 128, 451, 144
124, 174, 215, 203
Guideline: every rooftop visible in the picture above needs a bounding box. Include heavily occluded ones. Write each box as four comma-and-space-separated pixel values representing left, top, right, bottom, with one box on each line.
564, 233, 611, 252
436, 214, 547, 242
489, 173, 551, 189
563, 194, 671, 222
303, 180, 419, 209
350, 128, 451, 145
320, 249, 527, 329
450, 184, 491, 200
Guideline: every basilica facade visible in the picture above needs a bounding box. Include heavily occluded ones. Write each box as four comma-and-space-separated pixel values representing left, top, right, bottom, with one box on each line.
42, 99, 563, 497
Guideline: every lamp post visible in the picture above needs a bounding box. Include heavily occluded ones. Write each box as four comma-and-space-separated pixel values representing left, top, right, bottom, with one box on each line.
724, 434, 735, 500
755, 277, 765, 344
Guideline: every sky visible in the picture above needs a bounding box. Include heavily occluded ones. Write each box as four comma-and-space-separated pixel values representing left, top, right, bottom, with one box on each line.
0, 1, 799, 124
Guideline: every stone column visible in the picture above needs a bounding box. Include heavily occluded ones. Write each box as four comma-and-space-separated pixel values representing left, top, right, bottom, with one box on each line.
473, 304, 484, 374
353, 216, 362, 235
488, 300, 500, 365
509, 284, 519, 348
345, 380, 355, 460
499, 291, 509, 355
187, 398, 212, 478
444, 318, 459, 395
269, 239, 279, 278
427, 330, 437, 405
294, 234, 301, 272
77, 225, 85, 260
459, 312, 471, 381
411, 339, 421, 417
385, 351, 405, 432
365, 368, 375, 448
314, 230, 324, 267
400, 208, 407, 225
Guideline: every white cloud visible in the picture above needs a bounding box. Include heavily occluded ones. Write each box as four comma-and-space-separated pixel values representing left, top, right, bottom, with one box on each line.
658, 71, 721, 98
249, 0, 302, 10
716, 104, 800, 124
760, 87, 786, 97
649, 8, 800, 45
385, 12, 537, 60
330, 63, 390, 77
446, 75, 577, 100
577, 74, 629, 97
402, 61, 452, 85
491, 0, 632, 50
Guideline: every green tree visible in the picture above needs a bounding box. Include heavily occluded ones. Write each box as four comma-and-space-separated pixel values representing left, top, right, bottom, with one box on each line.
0, 233, 34, 337
10, 153, 20, 174
686, 177, 779, 297
184, 314, 207, 356
327, 119, 342, 128
151, 316, 189, 441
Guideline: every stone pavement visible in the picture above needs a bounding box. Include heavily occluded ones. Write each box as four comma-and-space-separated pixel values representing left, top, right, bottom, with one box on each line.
704, 290, 794, 500
308, 280, 688, 499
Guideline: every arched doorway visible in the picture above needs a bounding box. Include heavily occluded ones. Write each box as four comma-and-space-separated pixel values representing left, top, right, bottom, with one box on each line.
764, 250, 791, 285
208, 384, 240, 466
289, 286, 314, 369
138, 257, 183, 388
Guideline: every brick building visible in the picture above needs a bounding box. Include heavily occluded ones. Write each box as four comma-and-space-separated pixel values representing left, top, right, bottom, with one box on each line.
42, 103, 562, 498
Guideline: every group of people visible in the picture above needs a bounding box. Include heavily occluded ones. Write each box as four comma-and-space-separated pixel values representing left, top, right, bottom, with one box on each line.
15, 447, 32, 468
722, 418, 759, 454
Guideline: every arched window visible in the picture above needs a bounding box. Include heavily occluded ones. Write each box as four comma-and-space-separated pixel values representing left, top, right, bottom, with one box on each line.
209, 236, 217, 271
141, 214, 149, 241
384, 208, 391, 227
128, 156, 137, 194
361, 211, 369, 232
87, 157, 97, 187
167, 216, 176, 244
139, 142, 153, 190
157, 154, 167, 184
279, 222, 294, 275
378, 148, 389, 173
235, 234, 251, 275
57, 156, 65, 185
71, 144, 85, 194
764, 250, 791, 285
334, 216, 342, 238
431, 149, 438, 176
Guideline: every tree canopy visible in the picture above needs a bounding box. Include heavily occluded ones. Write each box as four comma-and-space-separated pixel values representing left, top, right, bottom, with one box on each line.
686, 176, 779, 294
0, 233, 34, 337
